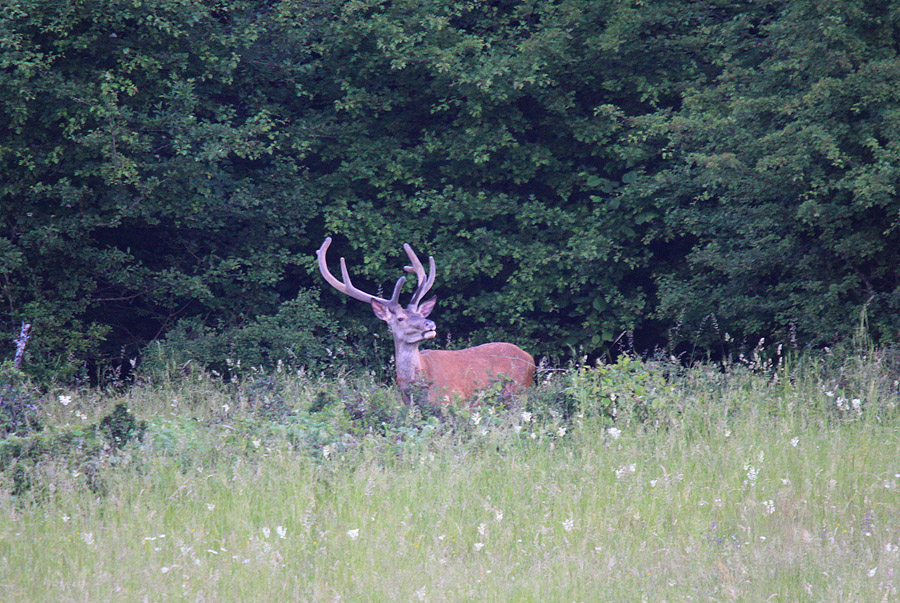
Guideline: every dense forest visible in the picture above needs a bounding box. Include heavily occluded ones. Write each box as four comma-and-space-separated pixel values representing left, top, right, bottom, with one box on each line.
2, 0, 899, 380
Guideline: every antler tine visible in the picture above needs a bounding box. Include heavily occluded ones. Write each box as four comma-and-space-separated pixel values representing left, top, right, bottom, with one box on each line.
388, 275, 406, 305
317, 237, 395, 305
403, 243, 436, 308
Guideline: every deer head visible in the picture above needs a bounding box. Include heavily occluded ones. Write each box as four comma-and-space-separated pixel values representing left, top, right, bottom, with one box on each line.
317, 236, 440, 339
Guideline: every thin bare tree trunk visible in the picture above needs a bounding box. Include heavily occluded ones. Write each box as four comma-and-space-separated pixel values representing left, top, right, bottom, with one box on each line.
13, 322, 31, 369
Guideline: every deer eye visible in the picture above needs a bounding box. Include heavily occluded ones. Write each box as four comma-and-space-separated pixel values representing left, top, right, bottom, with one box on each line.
397, 317, 404, 322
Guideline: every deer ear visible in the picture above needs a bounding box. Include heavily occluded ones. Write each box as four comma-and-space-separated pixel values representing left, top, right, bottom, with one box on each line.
418, 296, 437, 317
371, 299, 392, 321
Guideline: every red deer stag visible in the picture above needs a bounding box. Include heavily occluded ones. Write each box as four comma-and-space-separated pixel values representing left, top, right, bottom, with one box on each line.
317, 237, 535, 405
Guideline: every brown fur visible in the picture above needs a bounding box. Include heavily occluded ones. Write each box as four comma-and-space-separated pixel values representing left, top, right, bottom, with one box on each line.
417, 342, 535, 404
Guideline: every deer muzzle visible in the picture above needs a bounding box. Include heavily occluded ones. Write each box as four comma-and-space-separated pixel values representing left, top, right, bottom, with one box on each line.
422, 320, 437, 339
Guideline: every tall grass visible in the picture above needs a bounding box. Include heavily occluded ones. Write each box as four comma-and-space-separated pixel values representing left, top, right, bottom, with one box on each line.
1, 347, 899, 602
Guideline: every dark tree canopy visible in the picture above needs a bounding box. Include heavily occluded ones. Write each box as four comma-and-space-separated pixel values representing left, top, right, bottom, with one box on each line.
1, 0, 898, 379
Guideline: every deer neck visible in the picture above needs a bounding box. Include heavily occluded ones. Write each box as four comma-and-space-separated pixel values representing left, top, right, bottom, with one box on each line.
393, 339, 424, 391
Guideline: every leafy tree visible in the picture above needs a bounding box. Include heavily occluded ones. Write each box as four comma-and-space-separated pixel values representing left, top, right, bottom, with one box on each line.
0, 0, 339, 377
297, 0, 707, 354
651, 0, 900, 347
3, 0, 899, 380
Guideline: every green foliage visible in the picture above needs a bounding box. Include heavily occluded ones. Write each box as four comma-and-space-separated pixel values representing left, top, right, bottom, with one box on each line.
0, 0, 334, 376
570, 356, 675, 426
650, 0, 900, 347
144, 289, 348, 375
3, 344, 900, 511
98, 403, 146, 449
309, 0, 687, 352
0, 401, 145, 497
0, 361, 41, 436
2, 0, 900, 379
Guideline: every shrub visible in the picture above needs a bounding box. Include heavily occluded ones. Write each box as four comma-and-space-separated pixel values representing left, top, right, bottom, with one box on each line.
140, 291, 351, 377
569, 356, 675, 426
0, 403, 145, 499
0, 362, 42, 437
98, 403, 147, 449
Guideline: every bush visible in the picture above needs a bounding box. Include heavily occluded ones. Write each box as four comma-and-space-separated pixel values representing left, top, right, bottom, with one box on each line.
0, 362, 42, 437
569, 356, 675, 426
0, 402, 145, 499
141, 291, 351, 376
98, 403, 147, 449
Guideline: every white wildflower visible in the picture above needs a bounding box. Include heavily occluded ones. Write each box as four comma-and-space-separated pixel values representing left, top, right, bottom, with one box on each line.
276, 526, 287, 539
868, 567, 878, 577
473, 542, 485, 552
347, 528, 359, 540
745, 464, 759, 485
790, 437, 800, 447
607, 427, 621, 439
262, 527, 270, 539
562, 518, 575, 532
471, 413, 482, 426
615, 464, 636, 479
521, 411, 533, 422
557, 426, 567, 437
59, 395, 72, 406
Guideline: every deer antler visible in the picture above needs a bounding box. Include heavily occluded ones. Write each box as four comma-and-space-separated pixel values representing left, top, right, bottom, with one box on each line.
403, 243, 436, 309
317, 237, 405, 306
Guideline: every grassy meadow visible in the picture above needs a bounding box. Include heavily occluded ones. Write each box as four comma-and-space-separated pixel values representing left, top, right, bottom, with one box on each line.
1, 345, 900, 602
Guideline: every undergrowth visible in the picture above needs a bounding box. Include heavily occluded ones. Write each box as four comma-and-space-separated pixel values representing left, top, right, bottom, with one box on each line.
1, 344, 899, 601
